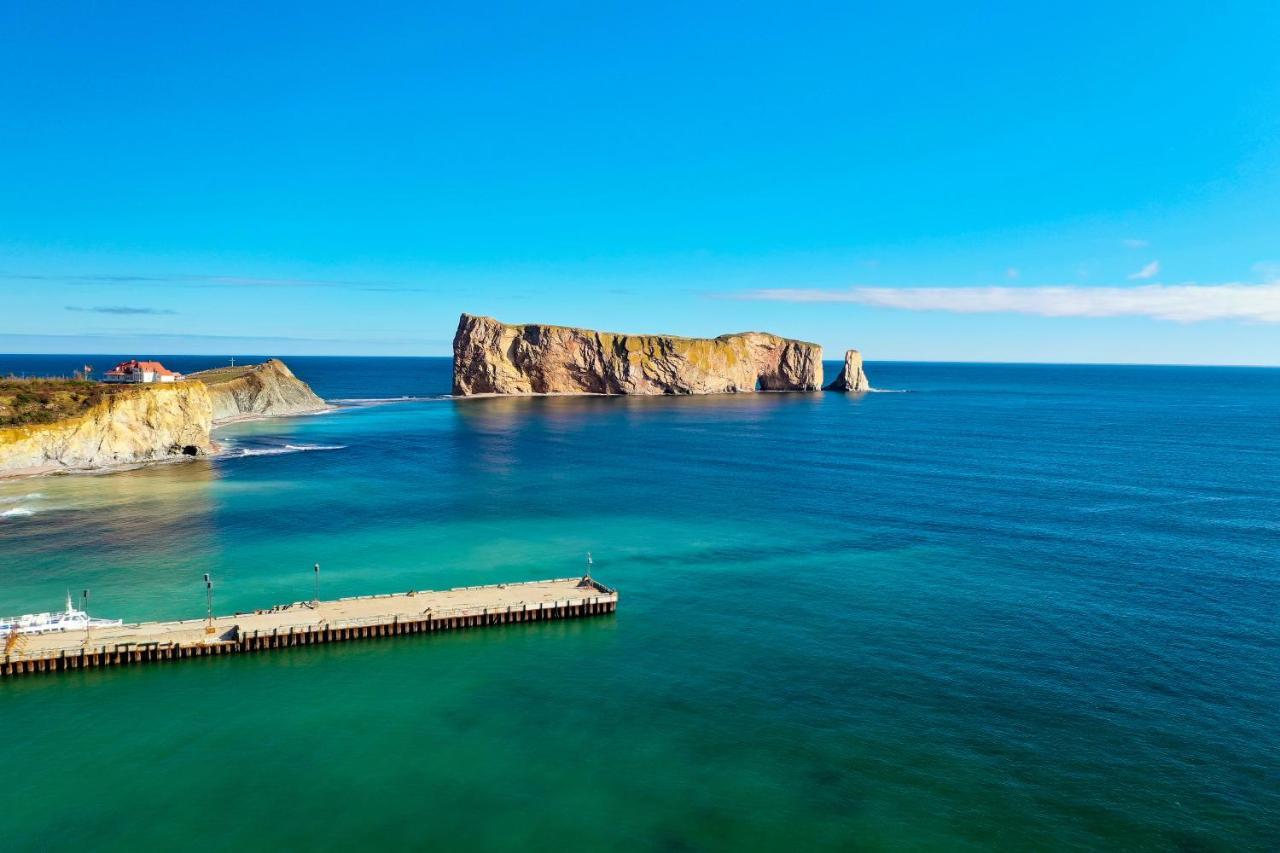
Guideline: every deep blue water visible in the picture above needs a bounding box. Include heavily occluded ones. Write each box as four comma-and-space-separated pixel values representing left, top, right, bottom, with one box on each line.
0, 356, 1276, 850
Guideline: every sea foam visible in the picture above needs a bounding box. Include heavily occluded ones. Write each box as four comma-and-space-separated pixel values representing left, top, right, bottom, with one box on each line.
230, 444, 347, 458
0, 492, 44, 504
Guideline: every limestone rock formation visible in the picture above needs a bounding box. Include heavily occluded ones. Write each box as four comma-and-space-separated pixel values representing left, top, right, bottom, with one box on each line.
191, 358, 328, 423
452, 313, 823, 395
824, 349, 871, 392
0, 359, 329, 477
0, 382, 216, 477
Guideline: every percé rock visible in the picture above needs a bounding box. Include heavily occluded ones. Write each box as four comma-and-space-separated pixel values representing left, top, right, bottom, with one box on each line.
824, 349, 871, 392
190, 358, 328, 423
0, 382, 216, 477
452, 313, 823, 395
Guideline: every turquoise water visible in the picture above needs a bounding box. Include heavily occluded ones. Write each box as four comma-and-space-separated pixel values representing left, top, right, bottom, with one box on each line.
1, 358, 1277, 850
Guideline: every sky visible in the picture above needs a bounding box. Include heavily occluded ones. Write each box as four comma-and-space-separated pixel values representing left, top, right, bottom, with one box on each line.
2, 1, 1279, 364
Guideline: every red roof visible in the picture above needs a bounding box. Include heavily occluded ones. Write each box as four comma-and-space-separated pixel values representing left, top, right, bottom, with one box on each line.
105, 359, 178, 377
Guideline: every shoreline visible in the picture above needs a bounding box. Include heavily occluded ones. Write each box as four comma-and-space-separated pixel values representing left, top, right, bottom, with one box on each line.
0, 403, 338, 481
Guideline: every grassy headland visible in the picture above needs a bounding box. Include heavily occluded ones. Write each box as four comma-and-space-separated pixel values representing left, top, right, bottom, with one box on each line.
0, 378, 126, 427
185, 364, 254, 385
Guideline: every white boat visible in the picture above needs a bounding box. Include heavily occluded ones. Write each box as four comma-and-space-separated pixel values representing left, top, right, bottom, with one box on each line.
0, 592, 122, 636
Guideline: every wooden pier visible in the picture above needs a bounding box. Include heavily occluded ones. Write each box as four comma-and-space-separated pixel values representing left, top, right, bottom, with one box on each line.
0, 577, 617, 679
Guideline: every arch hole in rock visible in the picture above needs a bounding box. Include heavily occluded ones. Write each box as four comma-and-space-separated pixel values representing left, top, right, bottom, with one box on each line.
181, 445, 200, 456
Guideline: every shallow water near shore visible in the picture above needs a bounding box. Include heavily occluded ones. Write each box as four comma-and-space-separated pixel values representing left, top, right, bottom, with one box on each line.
1, 357, 1277, 850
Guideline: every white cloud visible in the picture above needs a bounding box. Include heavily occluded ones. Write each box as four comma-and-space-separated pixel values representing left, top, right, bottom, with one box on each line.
1122, 238, 1150, 249
1129, 261, 1160, 280
733, 281, 1280, 323
1252, 260, 1280, 279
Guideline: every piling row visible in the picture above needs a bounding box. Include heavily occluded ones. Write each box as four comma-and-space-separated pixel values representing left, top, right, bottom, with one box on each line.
1, 579, 617, 680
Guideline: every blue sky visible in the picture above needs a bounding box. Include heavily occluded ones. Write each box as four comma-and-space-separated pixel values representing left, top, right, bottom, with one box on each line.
2, 2, 1279, 363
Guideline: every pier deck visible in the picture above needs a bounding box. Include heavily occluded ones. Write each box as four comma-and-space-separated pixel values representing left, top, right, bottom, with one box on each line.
1, 577, 616, 679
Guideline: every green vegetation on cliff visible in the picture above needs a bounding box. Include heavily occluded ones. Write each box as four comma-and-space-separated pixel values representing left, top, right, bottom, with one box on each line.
0, 379, 127, 427
188, 364, 255, 385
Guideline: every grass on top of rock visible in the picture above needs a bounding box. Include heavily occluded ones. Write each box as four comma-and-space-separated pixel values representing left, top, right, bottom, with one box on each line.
187, 364, 256, 384
0, 378, 128, 427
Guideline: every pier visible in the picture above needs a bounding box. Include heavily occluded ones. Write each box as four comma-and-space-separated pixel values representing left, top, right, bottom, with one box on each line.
1, 577, 617, 679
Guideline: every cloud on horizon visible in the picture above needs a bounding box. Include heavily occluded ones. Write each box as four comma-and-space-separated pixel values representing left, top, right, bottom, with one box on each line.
1128, 261, 1161, 280
732, 282, 1280, 323
66, 305, 177, 315
5, 273, 423, 293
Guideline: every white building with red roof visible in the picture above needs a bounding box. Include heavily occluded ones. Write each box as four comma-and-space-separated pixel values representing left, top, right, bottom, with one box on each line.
101, 359, 183, 384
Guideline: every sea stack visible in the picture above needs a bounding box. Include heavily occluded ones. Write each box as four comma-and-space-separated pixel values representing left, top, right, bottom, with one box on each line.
824, 349, 871, 392
452, 313, 823, 395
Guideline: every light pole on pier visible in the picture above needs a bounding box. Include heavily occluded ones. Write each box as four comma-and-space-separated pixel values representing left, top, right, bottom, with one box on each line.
82, 589, 92, 648
203, 573, 215, 636
313, 563, 320, 608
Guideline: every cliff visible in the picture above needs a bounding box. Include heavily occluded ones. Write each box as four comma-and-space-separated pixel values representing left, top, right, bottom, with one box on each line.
0, 382, 215, 477
452, 314, 823, 395
190, 359, 328, 423
824, 350, 871, 392
0, 359, 328, 477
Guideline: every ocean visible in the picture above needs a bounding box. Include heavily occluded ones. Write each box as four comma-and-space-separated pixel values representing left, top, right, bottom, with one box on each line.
0, 356, 1276, 851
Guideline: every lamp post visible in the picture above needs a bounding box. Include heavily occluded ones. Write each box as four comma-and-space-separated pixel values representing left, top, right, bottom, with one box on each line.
82, 589, 91, 648
313, 563, 320, 608
203, 573, 214, 635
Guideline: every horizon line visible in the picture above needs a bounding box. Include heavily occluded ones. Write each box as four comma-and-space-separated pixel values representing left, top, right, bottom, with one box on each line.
0, 351, 1276, 370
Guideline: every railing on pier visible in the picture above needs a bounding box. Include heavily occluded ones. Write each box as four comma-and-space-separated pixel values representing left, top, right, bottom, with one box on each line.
0, 580, 618, 679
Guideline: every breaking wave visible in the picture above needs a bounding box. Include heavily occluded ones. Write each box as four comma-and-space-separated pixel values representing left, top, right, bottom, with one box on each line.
329, 395, 446, 406
227, 444, 347, 459
1, 507, 35, 518
0, 492, 43, 505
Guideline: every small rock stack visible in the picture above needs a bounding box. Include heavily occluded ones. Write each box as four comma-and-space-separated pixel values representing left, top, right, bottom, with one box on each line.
824, 349, 871, 392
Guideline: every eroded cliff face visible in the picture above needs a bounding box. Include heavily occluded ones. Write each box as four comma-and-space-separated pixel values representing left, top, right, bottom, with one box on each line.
824, 349, 871, 392
0, 359, 328, 477
452, 314, 823, 396
191, 359, 328, 422
0, 383, 215, 477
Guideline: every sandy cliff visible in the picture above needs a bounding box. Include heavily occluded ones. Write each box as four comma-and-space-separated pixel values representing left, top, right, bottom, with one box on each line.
190, 358, 328, 423
452, 313, 823, 395
0, 382, 215, 476
824, 349, 871, 392
0, 359, 328, 477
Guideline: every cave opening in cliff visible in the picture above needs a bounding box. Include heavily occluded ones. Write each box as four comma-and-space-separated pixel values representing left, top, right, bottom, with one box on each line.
181, 445, 199, 456
755, 377, 764, 391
